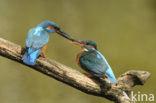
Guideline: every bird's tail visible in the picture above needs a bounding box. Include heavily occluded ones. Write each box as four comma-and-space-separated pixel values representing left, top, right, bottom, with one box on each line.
22, 47, 41, 66
105, 67, 117, 83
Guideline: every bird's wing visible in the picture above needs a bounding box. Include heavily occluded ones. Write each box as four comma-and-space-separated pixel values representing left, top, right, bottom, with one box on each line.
79, 50, 108, 76
25, 27, 49, 49
96, 51, 117, 83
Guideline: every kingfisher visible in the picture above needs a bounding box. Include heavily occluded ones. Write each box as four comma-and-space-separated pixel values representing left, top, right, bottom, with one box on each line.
22, 20, 78, 66
72, 40, 117, 83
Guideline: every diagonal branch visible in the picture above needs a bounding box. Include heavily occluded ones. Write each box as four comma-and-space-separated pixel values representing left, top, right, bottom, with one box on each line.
0, 37, 151, 103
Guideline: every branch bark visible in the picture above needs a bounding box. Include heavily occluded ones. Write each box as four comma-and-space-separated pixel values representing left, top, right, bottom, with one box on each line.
0, 37, 151, 103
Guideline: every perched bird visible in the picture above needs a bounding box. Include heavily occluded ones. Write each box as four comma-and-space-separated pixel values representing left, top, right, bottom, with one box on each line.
22, 20, 77, 66
72, 40, 117, 83
72, 40, 130, 99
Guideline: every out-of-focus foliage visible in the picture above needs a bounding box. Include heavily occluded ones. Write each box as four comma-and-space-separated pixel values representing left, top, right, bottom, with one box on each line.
0, 0, 155, 103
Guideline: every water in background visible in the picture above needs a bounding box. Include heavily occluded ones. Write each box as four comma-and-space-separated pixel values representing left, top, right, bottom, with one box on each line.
0, 0, 155, 103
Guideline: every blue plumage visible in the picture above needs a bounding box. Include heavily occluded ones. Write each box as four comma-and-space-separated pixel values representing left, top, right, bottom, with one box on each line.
25, 27, 49, 48
79, 50, 108, 76
38, 20, 59, 29
22, 26, 49, 65
22, 48, 41, 66
22, 20, 59, 66
74, 40, 117, 83
105, 67, 117, 83
96, 51, 117, 83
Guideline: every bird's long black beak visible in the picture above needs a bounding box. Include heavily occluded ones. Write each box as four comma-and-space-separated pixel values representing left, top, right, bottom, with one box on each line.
56, 29, 81, 43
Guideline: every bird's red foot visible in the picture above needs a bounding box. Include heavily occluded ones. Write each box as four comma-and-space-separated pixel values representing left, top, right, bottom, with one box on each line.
41, 45, 47, 58
41, 53, 47, 58
83, 72, 94, 78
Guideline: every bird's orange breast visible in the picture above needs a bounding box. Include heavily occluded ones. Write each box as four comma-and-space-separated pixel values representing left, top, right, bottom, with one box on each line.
76, 50, 85, 68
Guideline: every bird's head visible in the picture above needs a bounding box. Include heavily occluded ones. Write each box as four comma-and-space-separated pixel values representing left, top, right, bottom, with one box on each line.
38, 20, 60, 33
72, 40, 97, 51
38, 20, 80, 42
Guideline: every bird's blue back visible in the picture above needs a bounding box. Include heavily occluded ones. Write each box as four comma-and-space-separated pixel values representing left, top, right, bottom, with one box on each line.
22, 26, 49, 66
26, 26, 49, 49
79, 49, 117, 83
79, 50, 108, 76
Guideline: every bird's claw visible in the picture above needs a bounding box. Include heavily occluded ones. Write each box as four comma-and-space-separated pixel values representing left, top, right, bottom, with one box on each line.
41, 53, 47, 58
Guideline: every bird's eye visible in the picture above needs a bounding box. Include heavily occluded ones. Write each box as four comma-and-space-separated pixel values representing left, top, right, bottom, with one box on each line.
54, 27, 60, 30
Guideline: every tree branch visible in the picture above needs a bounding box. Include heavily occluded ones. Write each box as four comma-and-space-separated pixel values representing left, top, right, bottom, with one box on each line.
0, 37, 151, 103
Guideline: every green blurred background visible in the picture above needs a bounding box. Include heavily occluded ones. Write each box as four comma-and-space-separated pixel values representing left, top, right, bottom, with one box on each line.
0, 0, 155, 103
